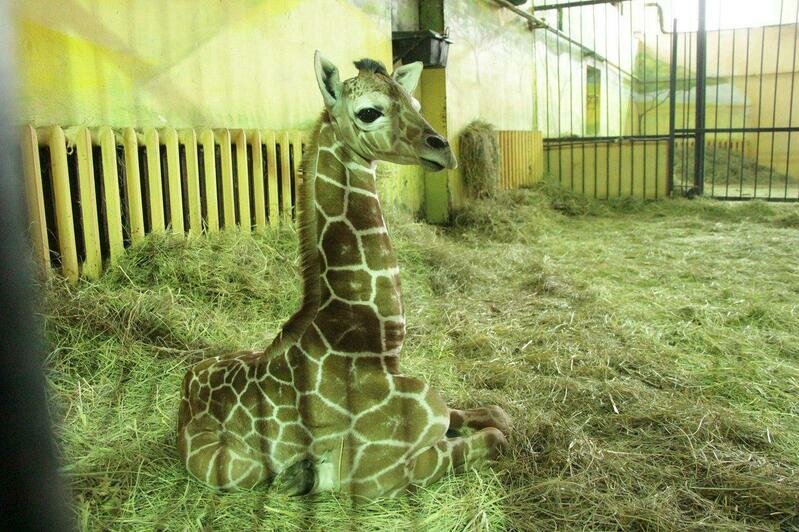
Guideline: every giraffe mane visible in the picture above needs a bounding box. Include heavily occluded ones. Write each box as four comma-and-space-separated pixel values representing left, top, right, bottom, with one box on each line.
263, 113, 326, 357
353, 58, 389, 76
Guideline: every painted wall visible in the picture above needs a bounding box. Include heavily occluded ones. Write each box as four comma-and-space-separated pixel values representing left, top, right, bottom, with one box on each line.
441, 0, 539, 209
14, 0, 425, 213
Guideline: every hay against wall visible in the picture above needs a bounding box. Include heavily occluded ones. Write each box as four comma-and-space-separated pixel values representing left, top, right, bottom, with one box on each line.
459, 120, 501, 198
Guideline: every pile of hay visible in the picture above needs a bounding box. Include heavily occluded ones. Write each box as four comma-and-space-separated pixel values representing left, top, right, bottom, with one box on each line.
459, 120, 501, 198
42, 189, 799, 529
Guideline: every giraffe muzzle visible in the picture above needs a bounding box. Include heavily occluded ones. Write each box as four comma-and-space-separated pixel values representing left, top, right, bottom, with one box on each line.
419, 134, 457, 171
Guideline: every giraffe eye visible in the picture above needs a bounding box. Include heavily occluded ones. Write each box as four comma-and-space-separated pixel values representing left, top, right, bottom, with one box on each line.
356, 107, 383, 123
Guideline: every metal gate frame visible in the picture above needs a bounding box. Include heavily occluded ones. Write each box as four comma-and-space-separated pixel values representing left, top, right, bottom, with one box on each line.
534, 0, 799, 202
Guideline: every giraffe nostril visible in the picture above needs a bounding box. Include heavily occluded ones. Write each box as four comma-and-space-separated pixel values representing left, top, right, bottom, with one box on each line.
425, 135, 449, 149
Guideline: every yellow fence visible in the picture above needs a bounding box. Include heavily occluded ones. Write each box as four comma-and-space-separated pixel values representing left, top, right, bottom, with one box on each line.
497, 130, 545, 190
21, 125, 305, 282
544, 140, 670, 199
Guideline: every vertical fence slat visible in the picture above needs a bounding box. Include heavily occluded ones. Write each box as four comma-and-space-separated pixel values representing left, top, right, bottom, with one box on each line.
506, 131, 512, 190
215, 129, 235, 229
235, 130, 251, 233
518, 132, 526, 187
98, 127, 124, 262
279, 131, 292, 218
499, 131, 507, 189
199, 129, 219, 233
263, 130, 279, 227
514, 131, 521, 189
144, 129, 165, 233
47, 127, 79, 282
74, 127, 102, 279
162, 128, 184, 234
249, 130, 266, 231
123, 128, 145, 243
179, 129, 202, 236
20, 125, 49, 273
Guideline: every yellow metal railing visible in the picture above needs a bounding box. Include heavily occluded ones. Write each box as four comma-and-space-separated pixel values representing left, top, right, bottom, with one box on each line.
497, 130, 545, 190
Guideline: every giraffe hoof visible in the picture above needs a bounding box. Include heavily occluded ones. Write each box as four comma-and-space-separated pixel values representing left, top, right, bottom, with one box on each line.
276, 458, 316, 496
485, 405, 513, 436
483, 427, 509, 460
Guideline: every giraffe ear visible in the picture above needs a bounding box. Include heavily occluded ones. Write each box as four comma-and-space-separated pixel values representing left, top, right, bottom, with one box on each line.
392, 61, 423, 94
314, 50, 342, 108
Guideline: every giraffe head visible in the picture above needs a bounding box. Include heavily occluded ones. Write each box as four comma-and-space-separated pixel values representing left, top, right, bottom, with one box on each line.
314, 51, 456, 171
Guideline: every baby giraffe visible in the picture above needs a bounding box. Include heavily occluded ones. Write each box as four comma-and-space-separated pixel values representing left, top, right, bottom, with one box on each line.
177, 51, 511, 498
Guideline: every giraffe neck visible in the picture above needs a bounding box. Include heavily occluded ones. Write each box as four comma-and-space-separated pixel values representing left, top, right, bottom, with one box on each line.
310, 115, 405, 359
267, 112, 404, 360
264, 116, 327, 355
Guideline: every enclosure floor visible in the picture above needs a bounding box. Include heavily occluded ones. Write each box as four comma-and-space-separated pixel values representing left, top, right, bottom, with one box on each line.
44, 188, 799, 530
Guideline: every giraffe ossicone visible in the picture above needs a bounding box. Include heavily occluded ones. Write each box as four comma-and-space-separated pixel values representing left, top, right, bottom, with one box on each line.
177, 51, 511, 498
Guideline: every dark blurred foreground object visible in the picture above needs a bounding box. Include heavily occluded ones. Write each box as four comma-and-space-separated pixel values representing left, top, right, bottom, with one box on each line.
0, 1, 73, 529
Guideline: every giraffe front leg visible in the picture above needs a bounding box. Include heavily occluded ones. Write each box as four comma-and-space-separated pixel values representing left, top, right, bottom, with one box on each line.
449, 406, 512, 435
407, 427, 507, 489
180, 416, 271, 491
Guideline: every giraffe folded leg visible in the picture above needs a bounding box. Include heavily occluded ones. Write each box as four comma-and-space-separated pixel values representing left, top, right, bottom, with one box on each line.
448, 406, 512, 435
180, 417, 271, 491
407, 427, 507, 489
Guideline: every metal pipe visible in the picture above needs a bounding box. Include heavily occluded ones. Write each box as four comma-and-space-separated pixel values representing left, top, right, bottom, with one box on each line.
492, 0, 547, 28
693, 0, 707, 196
492, 0, 639, 80
534, 0, 623, 10
676, 126, 799, 134
668, 18, 678, 196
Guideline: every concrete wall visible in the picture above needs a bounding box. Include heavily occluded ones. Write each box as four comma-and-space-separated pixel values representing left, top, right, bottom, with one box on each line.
441, 0, 539, 209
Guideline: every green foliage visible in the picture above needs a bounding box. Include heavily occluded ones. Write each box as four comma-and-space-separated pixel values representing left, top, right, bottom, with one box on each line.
44, 191, 799, 530
459, 119, 501, 198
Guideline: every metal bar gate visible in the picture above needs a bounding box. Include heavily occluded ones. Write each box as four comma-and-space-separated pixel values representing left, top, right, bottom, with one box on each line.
533, 0, 799, 202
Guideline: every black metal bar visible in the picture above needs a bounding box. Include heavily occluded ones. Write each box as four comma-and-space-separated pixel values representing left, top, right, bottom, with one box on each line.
710, 196, 799, 202
710, 8, 723, 197
544, 30, 551, 137
641, 4, 648, 199
676, 126, 799, 134
767, 0, 786, 199
568, 6, 575, 191
617, 5, 623, 194
681, 31, 692, 191
694, 0, 707, 196
725, 27, 737, 198
545, 134, 678, 143
654, 23, 660, 199
785, 1, 799, 199
556, 23, 563, 182
579, 4, 589, 197
576, 5, 583, 194
754, 26, 767, 197
668, 18, 679, 197
604, 2, 611, 198
740, 27, 752, 196
629, 3, 635, 197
